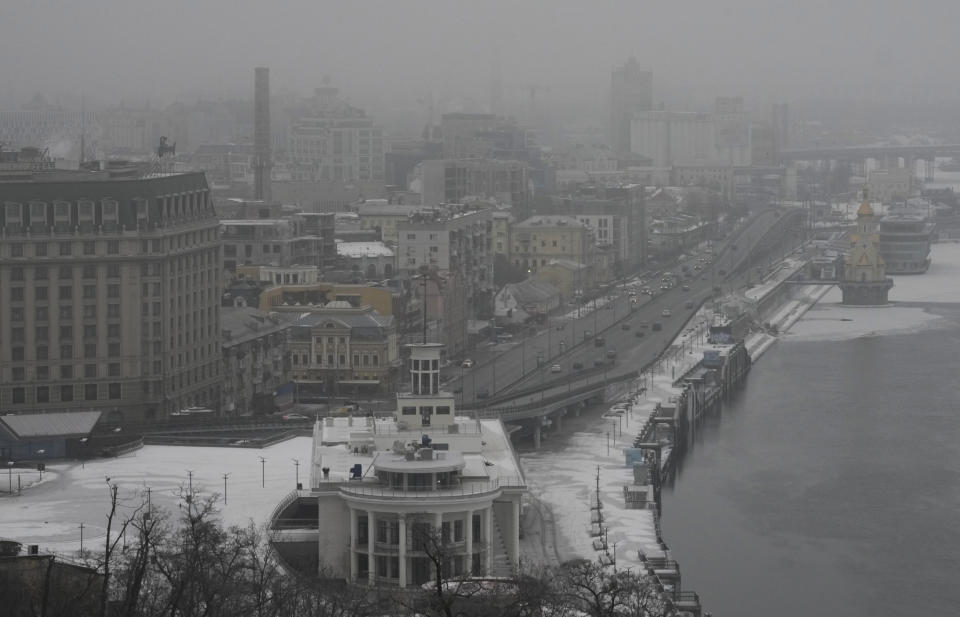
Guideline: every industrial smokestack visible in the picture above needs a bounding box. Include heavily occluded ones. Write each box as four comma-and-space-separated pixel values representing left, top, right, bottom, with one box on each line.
253, 67, 272, 203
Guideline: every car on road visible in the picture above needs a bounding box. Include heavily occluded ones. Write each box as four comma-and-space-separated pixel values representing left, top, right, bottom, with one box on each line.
682, 285, 690, 291
594, 336, 605, 347
635, 330, 645, 338
685, 300, 695, 309
638, 321, 649, 328
652, 322, 663, 331
621, 323, 631, 330
606, 349, 617, 359
661, 308, 672, 317
476, 388, 490, 399
572, 361, 584, 370
281, 413, 310, 421
594, 357, 605, 367
461, 359, 474, 368
718, 269, 727, 276
550, 364, 562, 373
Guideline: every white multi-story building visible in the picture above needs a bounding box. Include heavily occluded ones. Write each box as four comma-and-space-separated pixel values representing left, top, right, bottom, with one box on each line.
287, 87, 385, 184
270, 343, 526, 586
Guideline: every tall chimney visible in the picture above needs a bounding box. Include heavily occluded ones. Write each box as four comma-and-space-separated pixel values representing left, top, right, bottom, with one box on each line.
253, 67, 272, 203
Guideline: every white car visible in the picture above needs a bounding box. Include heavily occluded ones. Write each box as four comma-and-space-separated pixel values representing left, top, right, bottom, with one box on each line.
550, 364, 562, 373
461, 359, 474, 368
661, 308, 672, 317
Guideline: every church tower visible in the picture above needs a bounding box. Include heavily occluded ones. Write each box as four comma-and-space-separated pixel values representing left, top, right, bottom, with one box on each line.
840, 190, 893, 305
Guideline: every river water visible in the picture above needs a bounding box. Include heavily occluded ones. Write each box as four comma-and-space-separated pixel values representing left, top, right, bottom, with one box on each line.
659, 307, 960, 616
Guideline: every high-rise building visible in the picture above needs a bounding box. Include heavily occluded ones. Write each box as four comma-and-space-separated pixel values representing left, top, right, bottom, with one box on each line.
610, 57, 653, 155
0, 160, 222, 422
287, 86, 385, 184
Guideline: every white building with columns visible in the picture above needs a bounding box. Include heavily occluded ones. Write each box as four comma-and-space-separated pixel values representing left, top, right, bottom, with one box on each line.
270, 343, 526, 586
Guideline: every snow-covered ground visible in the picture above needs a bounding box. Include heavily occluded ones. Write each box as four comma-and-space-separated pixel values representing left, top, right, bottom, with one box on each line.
0, 438, 312, 556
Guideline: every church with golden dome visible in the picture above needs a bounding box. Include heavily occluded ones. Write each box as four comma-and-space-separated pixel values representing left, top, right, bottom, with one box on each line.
840, 190, 894, 305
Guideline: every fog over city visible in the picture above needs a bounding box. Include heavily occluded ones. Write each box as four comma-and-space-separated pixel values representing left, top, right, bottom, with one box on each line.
5, 0, 960, 128
5, 2, 960, 617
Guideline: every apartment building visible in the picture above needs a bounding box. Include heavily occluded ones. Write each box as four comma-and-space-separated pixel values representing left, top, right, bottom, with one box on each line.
397, 206, 494, 355
0, 163, 221, 421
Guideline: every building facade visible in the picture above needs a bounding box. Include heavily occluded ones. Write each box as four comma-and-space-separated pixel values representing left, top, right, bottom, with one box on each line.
220, 217, 323, 272
510, 215, 612, 283
269, 344, 525, 587
397, 206, 495, 355
286, 304, 400, 397
0, 165, 222, 421
878, 206, 935, 274
418, 159, 528, 208
221, 306, 295, 416
610, 57, 653, 156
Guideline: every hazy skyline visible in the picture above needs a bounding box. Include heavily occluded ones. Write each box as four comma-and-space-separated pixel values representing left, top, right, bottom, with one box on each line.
4, 1, 960, 124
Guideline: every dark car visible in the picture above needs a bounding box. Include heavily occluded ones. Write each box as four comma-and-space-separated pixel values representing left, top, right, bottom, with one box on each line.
572, 361, 584, 370
635, 331, 645, 338
718, 269, 727, 276
606, 349, 617, 359
476, 389, 490, 399
621, 323, 631, 330
652, 322, 663, 331
594, 357, 605, 367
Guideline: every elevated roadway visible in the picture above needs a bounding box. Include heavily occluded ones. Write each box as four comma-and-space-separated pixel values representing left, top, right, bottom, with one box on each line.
453, 206, 806, 423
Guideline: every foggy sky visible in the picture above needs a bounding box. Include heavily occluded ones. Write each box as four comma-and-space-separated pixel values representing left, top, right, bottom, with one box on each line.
4, 0, 960, 119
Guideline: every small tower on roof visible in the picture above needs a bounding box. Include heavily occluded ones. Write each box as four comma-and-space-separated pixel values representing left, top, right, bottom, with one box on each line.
840, 189, 893, 305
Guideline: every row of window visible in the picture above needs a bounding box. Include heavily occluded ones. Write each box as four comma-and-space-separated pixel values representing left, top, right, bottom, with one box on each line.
10, 363, 122, 380
6, 324, 122, 342
9, 382, 122, 404
3, 239, 121, 258
8, 284, 120, 301
8, 264, 121, 281
7, 303, 121, 322
291, 353, 381, 367
9, 342, 120, 361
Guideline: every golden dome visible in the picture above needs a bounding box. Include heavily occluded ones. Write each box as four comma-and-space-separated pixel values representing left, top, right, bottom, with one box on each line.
857, 199, 874, 217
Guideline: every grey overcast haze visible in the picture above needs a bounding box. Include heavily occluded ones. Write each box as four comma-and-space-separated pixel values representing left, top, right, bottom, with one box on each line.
4, 0, 960, 125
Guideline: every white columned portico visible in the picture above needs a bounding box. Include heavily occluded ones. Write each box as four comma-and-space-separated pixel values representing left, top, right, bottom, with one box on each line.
398, 514, 407, 587
511, 499, 520, 569
485, 508, 493, 575
367, 511, 375, 585
465, 509, 473, 575
349, 507, 358, 580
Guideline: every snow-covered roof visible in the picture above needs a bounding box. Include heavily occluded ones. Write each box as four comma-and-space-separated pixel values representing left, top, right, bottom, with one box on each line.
337, 241, 394, 258
1, 411, 101, 438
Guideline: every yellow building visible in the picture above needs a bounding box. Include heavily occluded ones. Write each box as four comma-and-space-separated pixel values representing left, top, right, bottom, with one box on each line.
258, 282, 394, 317
511, 215, 614, 284
492, 210, 513, 256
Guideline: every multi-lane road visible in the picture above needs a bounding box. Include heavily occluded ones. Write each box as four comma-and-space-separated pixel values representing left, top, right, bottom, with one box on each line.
450, 207, 804, 409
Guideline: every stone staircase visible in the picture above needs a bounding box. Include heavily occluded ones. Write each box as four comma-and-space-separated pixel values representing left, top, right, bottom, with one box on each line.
489, 514, 514, 577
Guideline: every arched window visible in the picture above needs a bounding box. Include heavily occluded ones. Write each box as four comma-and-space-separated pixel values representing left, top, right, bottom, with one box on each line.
366, 263, 377, 279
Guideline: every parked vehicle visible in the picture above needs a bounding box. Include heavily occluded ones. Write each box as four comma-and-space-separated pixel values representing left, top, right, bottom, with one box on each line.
572, 361, 584, 370
461, 359, 474, 368
652, 322, 663, 331
594, 336, 605, 347
550, 364, 562, 373
476, 388, 490, 399
661, 308, 672, 317
606, 349, 617, 359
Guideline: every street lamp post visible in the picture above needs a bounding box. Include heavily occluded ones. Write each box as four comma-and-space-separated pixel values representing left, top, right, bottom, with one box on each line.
258, 456, 267, 488
292, 458, 300, 488
222, 473, 230, 505
6, 461, 12, 494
